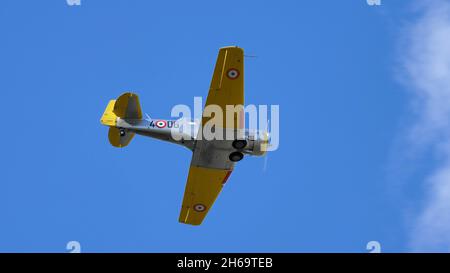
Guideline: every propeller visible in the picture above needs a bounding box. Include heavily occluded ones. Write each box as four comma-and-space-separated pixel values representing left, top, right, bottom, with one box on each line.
263, 151, 269, 173
262, 119, 271, 173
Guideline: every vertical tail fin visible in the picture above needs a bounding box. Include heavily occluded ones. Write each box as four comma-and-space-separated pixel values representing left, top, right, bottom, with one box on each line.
100, 100, 118, 126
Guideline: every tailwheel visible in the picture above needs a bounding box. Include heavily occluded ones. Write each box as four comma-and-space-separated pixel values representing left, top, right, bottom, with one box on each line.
229, 151, 244, 162
232, 139, 247, 150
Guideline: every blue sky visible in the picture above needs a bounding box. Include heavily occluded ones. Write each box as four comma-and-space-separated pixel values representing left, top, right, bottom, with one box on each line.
1, 0, 449, 252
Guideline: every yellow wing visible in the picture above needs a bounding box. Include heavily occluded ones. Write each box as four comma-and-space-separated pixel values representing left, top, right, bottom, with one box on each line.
202, 46, 244, 129
178, 46, 244, 225
179, 166, 232, 225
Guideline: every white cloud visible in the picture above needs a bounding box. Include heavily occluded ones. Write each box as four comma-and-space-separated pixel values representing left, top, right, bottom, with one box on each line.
400, 0, 450, 251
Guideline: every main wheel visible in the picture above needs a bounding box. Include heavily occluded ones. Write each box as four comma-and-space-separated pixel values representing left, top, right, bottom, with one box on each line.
119, 129, 126, 137
229, 151, 244, 162
232, 139, 247, 150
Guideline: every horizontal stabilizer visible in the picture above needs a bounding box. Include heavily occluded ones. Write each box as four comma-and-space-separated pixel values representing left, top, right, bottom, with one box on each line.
108, 127, 135, 148
113, 92, 142, 119
100, 92, 142, 148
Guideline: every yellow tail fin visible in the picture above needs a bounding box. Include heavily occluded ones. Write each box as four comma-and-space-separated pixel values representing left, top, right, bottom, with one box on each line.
100, 92, 142, 148
100, 100, 118, 126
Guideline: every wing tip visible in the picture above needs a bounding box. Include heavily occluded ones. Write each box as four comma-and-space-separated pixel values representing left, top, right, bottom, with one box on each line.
179, 217, 203, 226
220, 45, 243, 53
179, 208, 204, 226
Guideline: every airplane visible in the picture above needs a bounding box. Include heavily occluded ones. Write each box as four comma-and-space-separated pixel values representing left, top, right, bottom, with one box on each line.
100, 46, 270, 225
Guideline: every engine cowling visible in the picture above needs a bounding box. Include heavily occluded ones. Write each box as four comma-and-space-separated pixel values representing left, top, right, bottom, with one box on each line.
242, 131, 269, 156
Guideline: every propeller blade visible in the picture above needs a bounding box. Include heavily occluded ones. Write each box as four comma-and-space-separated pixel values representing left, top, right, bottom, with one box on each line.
263, 153, 269, 173
262, 119, 270, 172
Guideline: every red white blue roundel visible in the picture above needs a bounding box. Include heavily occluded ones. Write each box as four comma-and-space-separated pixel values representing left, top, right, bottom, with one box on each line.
155, 120, 167, 128
193, 204, 206, 212
226, 68, 240, 79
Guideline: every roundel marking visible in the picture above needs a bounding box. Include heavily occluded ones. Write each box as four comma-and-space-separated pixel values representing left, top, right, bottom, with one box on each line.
193, 204, 207, 212
155, 120, 167, 128
226, 68, 240, 80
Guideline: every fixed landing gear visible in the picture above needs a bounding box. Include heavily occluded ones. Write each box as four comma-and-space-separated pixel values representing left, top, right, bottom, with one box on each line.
229, 151, 244, 162
232, 139, 247, 150
230, 139, 246, 162
119, 129, 126, 137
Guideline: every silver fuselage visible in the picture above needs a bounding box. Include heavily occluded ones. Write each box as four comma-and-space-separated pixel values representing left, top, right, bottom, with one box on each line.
117, 117, 267, 170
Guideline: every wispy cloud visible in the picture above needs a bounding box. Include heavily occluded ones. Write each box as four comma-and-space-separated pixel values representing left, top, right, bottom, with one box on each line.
399, 0, 450, 251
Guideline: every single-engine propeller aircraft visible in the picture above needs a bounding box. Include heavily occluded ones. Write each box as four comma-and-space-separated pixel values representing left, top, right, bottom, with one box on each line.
100, 46, 270, 225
